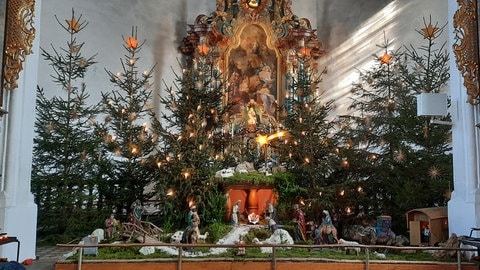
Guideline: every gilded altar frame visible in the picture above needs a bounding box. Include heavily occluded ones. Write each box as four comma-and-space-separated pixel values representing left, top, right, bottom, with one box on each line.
0, 0, 35, 114
453, 0, 480, 105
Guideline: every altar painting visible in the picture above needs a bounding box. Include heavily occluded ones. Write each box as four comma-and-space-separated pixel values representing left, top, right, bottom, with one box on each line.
226, 24, 278, 117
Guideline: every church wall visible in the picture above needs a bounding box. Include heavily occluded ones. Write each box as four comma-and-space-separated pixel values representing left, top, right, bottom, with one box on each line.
37, 0, 449, 118
317, 0, 449, 116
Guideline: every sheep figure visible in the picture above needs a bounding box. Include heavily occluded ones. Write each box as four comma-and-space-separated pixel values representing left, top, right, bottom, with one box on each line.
253, 237, 272, 253
373, 251, 387, 259
197, 232, 209, 243
337, 238, 361, 256
171, 231, 184, 243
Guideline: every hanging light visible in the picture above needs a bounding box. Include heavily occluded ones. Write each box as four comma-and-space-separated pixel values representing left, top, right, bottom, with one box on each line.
129, 144, 139, 156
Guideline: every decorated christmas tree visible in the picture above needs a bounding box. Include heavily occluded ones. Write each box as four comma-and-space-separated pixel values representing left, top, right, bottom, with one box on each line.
96, 28, 160, 215
275, 47, 339, 219
152, 42, 231, 227
334, 18, 452, 233
32, 10, 102, 238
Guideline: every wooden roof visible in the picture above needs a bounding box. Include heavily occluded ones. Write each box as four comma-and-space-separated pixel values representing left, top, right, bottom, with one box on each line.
406, 206, 447, 220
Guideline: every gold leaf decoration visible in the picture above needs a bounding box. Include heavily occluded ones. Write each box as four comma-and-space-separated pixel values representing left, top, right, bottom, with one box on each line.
3, 0, 36, 91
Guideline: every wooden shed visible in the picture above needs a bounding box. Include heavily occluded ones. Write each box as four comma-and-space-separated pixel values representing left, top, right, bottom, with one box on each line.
406, 206, 448, 246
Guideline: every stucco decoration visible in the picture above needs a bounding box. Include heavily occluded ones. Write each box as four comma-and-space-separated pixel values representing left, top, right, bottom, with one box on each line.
2, 0, 36, 92
453, 0, 480, 104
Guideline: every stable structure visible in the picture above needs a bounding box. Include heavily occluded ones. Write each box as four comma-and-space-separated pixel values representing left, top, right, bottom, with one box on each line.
406, 207, 448, 246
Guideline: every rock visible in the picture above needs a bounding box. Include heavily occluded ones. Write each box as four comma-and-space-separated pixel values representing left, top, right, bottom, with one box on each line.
253, 229, 294, 253
139, 246, 155, 255
433, 233, 459, 258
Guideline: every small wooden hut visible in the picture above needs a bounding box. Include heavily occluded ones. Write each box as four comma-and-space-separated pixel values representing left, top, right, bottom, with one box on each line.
406, 206, 448, 246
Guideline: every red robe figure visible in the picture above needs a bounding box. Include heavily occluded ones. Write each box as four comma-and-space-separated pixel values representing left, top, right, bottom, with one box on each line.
293, 204, 306, 241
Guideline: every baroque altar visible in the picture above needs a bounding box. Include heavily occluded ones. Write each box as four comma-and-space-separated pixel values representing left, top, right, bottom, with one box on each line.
179, 0, 324, 222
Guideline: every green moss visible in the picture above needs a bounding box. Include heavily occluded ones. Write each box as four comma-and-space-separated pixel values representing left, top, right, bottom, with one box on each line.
220, 171, 275, 186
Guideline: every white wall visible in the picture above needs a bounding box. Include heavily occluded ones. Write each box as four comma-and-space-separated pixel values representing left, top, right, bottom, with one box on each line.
317, 0, 449, 116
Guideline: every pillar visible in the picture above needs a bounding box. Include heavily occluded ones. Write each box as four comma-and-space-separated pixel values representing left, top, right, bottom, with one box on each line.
447, 0, 480, 237
0, 0, 41, 261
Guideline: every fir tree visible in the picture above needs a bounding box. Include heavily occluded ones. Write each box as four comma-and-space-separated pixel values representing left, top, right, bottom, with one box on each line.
32, 10, 102, 238
97, 28, 160, 215
276, 51, 339, 220
334, 18, 452, 233
153, 50, 230, 227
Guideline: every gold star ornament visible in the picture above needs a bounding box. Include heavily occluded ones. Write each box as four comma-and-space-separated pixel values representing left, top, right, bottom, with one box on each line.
380, 53, 392, 65
125, 36, 138, 49
65, 17, 81, 33
428, 166, 441, 179
421, 23, 438, 39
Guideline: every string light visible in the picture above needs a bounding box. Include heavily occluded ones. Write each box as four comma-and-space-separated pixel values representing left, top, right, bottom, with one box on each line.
129, 144, 139, 155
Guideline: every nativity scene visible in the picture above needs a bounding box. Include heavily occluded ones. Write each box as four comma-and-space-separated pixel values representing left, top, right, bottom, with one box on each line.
10, 0, 468, 268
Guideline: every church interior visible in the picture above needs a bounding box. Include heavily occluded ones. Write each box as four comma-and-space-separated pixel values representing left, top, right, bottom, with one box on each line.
0, 0, 478, 267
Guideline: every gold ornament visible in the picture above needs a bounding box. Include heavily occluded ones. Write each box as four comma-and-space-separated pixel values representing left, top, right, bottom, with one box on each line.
421, 23, 439, 39
125, 36, 138, 49
380, 53, 392, 64
3, 0, 36, 91
65, 18, 80, 33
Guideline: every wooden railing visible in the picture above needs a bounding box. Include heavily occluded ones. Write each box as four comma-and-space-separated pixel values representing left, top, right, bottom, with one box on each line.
56, 242, 480, 270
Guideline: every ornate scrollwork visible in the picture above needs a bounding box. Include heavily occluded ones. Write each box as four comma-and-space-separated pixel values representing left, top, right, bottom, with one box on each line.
2, 0, 36, 91
453, 0, 480, 104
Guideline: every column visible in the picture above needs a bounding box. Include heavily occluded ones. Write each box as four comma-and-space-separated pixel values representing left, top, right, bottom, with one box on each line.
0, 0, 41, 261
447, 0, 480, 237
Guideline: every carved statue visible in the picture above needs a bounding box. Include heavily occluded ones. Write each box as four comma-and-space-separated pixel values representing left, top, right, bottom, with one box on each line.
182, 205, 201, 247
104, 213, 120, 239
264, 200, 276, 221
293, 204, 306, 241
342, 224, 397, 246
319, 210, 339, 244
232, 200, 241, 225
130, 199, 143, 226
